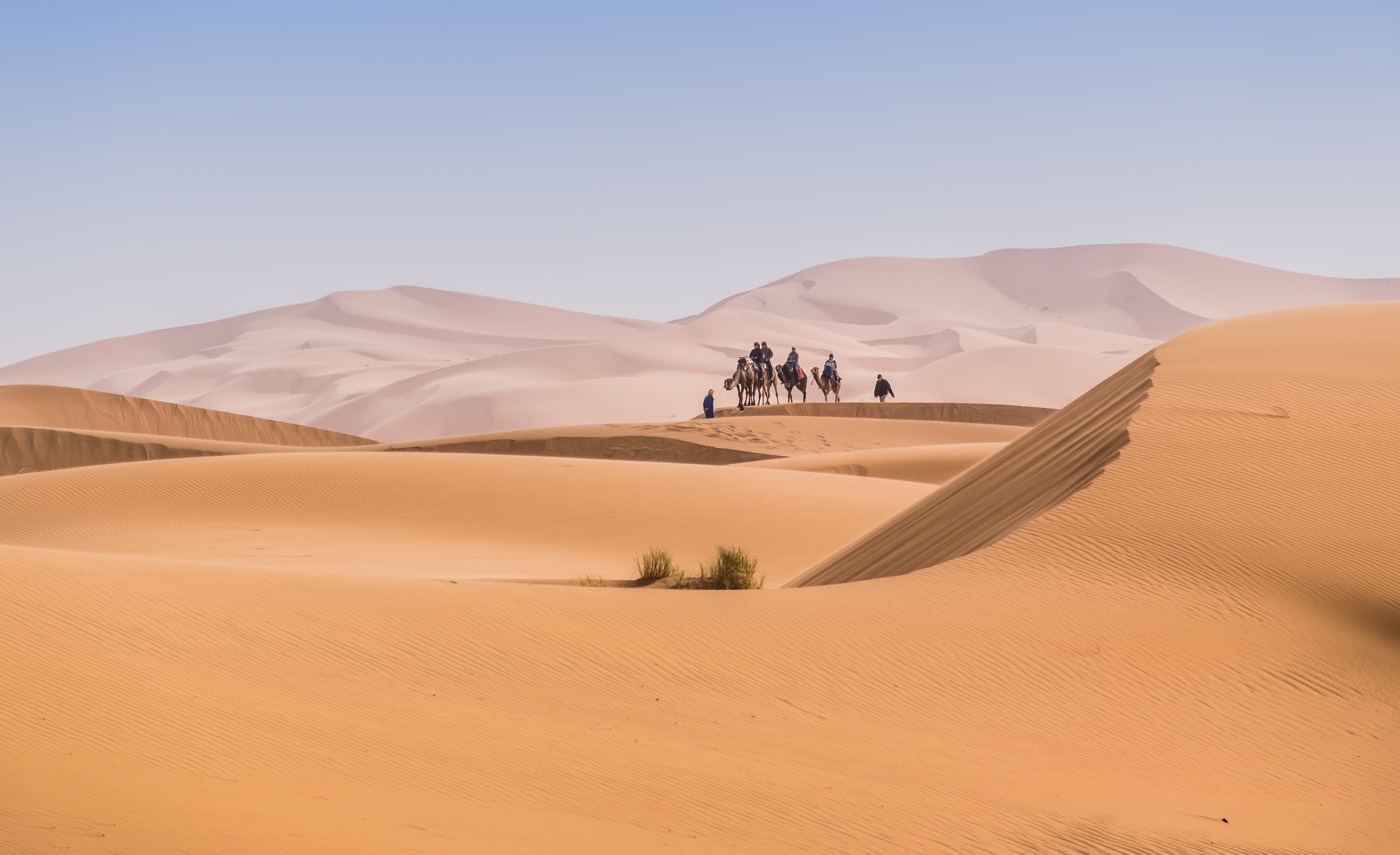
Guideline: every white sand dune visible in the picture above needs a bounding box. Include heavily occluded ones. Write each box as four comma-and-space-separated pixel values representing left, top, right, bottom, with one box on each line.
3, 303, 1399, 852
4, 244, 1397, 438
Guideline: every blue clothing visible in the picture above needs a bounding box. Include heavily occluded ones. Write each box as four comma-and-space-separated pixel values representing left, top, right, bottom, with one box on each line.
703, 394, 715, 418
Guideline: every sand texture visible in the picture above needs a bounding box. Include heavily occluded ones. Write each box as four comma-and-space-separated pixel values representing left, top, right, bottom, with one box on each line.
2, 302, 1398, 852
3, 244, 1397, 438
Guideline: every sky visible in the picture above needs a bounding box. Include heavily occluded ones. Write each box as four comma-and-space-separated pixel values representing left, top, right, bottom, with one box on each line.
2, 0, 1397, 366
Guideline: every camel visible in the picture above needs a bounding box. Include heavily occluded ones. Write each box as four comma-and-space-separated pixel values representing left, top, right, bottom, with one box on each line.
723, 361, 757, 409
756, 362, 779, 406
779, 363, 807, 403
811, 366, 841, 403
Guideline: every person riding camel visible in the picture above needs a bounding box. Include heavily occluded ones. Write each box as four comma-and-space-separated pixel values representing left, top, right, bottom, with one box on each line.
823, 354, 840, 384
784, 347, 800, 383
760, 341, 774, 380
749, 342, 767, 383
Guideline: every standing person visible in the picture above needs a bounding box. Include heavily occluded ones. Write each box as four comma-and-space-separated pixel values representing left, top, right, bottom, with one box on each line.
703, 388, 715, 418
874, 374, 895, 402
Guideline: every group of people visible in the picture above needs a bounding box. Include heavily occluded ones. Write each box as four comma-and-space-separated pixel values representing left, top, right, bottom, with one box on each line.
702, 340, 895, 418
743, 341, 840, 385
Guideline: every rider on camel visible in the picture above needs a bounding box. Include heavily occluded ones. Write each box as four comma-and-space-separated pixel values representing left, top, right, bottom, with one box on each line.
823, 353, 841, 384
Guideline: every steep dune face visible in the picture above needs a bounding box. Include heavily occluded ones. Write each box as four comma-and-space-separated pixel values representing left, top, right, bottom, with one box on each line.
791, 351, 1157, 586
3, 245, 1396, 438
2, 305, 1398, 852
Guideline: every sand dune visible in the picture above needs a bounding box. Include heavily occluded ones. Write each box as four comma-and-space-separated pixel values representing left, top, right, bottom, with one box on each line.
0, 450, 929, 584
709, 400, 1054, 425
739, 441, 1009, 485
400, 414, 1026, 463
0, 383, 1022, 475
792, 351, 1157, 586
0, 384, 371, 446
0, 425, 332, 477
0, 385, 374, 475
4, 244, 1397, 437
3, 303, 1399, 852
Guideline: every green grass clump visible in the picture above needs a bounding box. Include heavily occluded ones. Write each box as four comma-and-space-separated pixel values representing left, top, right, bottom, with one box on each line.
700, 545, 763, 590
578, 574, 607, 587
635, 547, 678, 582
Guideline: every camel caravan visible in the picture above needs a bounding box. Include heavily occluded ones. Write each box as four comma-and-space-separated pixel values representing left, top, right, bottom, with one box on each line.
722, 341, 841, 410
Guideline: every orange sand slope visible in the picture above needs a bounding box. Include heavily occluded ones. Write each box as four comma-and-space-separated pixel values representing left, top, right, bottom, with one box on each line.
0, 384, 373, 445
397, 414, 1026, 465
709, 400, 1055, 426
0, 425, 336, 477
739, 441, 1010, 485
0, 451, 930, 584
0, 385, 376, 475
3, 304, 1399, 852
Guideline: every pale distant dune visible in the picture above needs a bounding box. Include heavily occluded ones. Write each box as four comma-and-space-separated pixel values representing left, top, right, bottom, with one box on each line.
3, 303, 1399, 852
3, 244, 1396, 438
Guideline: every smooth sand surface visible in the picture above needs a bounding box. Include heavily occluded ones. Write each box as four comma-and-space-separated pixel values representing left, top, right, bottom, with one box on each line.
2, 303, 1398, 852
739, 441, 1009, 485
4, 244, 1397, 438
0, 451, 929, 583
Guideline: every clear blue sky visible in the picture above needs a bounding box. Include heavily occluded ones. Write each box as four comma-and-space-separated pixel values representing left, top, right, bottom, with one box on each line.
2, 0, 1397, 365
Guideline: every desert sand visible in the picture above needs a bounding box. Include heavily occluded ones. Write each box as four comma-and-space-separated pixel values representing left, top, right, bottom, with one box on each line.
3, 301, 1398, 852
3, 244, 1398, 438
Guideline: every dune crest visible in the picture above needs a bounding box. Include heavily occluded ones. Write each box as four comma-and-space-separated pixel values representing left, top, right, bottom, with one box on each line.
0, 385, 371, 446
790, 351, 1157, 586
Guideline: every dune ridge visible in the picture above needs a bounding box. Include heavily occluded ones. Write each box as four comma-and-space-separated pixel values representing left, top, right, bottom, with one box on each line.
0, 385, 371, 446
0, 426, 326, 477
707, 400, 1055, 425
790, 350, 1157, 586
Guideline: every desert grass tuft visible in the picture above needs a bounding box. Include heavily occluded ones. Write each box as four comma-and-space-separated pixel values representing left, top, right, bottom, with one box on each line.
700, 545, 763, 590
635, 547, 678, 582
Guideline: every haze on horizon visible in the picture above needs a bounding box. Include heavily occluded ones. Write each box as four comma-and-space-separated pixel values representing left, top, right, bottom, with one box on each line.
2, 0, 1397, 367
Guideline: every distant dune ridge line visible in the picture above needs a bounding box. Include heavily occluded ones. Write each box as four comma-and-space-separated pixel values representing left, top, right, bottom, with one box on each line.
2, 243, 1397, 438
